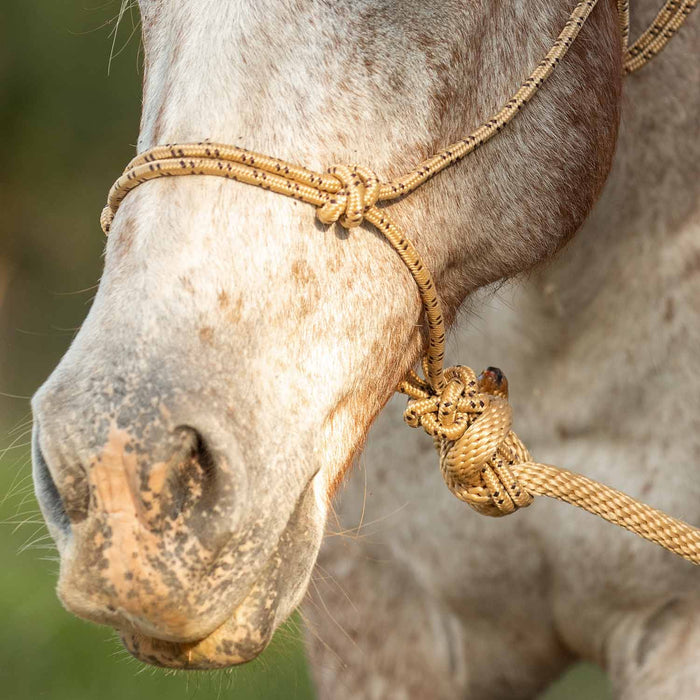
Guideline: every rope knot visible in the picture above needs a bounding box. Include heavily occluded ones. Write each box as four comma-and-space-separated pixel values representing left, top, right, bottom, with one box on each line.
400, 362, 534, 517
316, 165, 381, 228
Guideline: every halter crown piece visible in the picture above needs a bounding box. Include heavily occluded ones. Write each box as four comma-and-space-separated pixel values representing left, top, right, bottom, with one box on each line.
101, 1, 700, 562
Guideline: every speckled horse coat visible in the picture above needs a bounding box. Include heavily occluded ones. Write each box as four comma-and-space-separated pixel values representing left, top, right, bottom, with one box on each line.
31, 0, 699, 698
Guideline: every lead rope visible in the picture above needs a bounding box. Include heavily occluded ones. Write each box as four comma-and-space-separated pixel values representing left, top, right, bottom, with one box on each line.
100, 0, 700, 563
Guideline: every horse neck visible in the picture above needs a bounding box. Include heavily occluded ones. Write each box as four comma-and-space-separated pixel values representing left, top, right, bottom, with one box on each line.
514, 8, 700, 440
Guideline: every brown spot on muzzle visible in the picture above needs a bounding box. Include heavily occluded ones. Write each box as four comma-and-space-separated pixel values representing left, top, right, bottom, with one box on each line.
290, 259, 321, 319
217, 289, 230, 308
198, 325, 215, 345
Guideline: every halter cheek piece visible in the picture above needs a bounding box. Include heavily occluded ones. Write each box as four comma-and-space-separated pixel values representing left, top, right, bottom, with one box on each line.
101, 1, 700, 562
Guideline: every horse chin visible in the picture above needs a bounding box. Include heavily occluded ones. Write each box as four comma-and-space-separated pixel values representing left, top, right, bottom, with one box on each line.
119, 599, 274, 669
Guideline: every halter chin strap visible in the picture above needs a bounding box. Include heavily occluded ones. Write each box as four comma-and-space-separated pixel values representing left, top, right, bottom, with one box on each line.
100, 0, 700, 564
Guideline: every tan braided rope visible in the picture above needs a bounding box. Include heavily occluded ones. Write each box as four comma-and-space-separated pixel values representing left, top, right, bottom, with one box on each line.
100, 1, 700, 564
625, 0, 698, 72
618, 1, 631, 52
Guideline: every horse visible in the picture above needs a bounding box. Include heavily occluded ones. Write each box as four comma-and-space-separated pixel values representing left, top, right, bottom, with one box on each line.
31, 0, 699, 697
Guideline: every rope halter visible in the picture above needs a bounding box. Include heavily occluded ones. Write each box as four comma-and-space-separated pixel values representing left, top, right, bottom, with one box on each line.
97, 1, 700, 564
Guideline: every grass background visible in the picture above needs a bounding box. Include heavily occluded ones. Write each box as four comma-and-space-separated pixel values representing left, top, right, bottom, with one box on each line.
0, 2, 612, 697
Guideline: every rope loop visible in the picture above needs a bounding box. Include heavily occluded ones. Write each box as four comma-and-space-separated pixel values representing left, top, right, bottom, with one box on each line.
400, 364, 534, 517
316, 165, 381, 228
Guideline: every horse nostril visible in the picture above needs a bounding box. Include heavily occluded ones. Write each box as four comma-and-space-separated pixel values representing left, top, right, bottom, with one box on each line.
32, 421, 226, 547
177, 426, 216, 477
32, 428, 71, 536
165, 426, 219, 519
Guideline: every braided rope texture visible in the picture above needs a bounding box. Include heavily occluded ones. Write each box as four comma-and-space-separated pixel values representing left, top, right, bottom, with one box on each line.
99, 1, 699, 563
399, 365, 700, 565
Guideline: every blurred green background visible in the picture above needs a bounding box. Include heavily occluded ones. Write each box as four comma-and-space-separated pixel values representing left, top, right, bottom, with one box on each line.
0, 2, 612, 698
